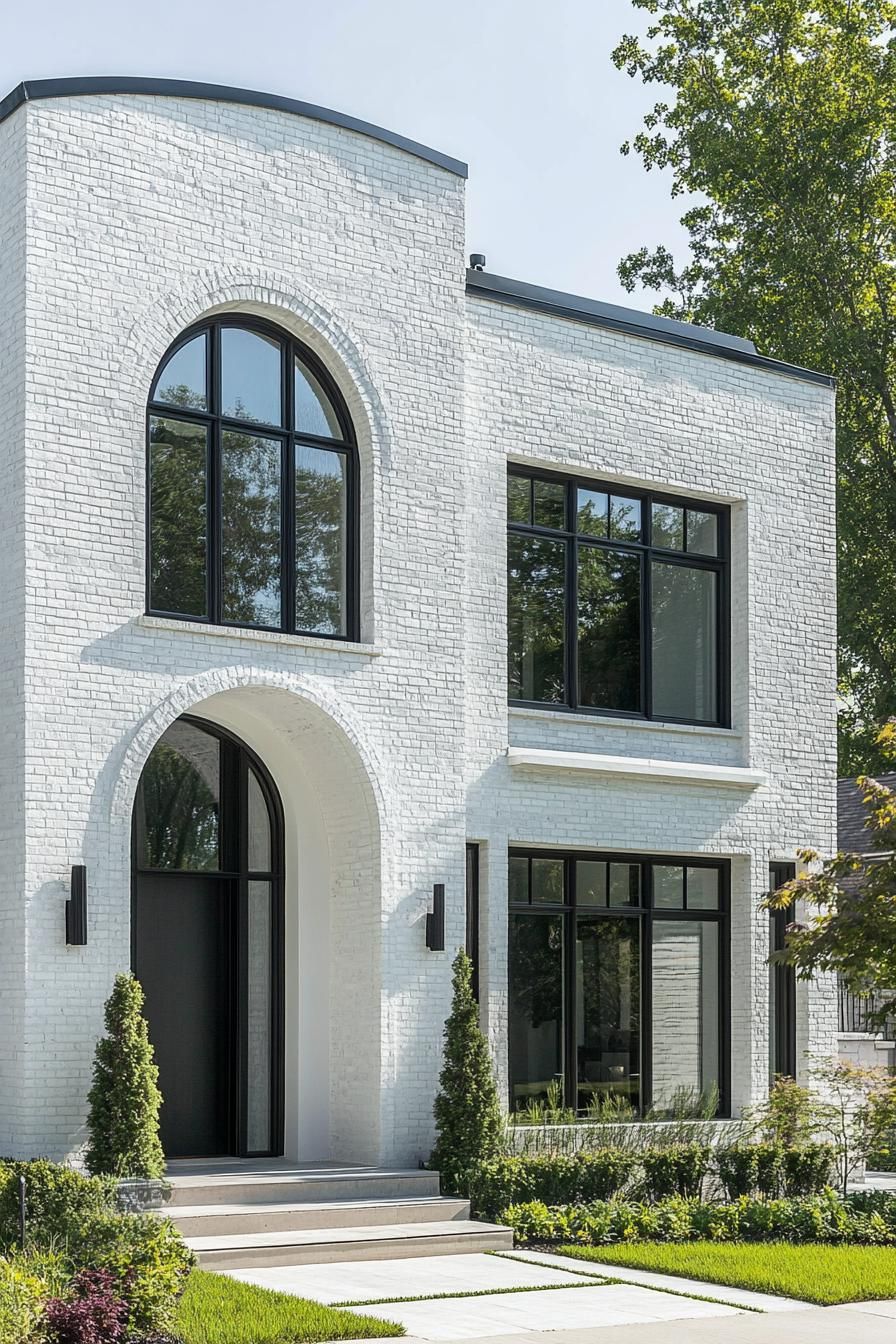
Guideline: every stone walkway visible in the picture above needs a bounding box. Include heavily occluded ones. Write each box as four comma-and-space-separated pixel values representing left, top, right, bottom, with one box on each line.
224, 1247, 825, 1340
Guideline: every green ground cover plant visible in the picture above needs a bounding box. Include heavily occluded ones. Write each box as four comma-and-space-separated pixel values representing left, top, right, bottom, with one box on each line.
174, 1270, 402, 1344
558, 1241, 896, 1306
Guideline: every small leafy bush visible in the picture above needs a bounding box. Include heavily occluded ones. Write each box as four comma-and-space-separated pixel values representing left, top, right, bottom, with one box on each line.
503, 1187, 896, 1246
0, 1251, 68, 1344
716, 1145, 757, 1199
641, 1144, 710, 1200
67, 1212, 194, 1338
42, 1268, 129, 1344
0, 1162, 113, 1251
468, 1150, 636, 1218
783, 1142, 835, 1196
753, 1141, 785, 1197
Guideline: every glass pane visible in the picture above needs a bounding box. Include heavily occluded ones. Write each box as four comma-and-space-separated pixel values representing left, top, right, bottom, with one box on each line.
136, 720, 220, 870
651, 921, 720, 1113
507, 534, 566, 703
577, 917, 641, 1113
507, 474, 531, 524
295, 445, 347, 635
651, 563, 718, 721
246, 880, 272, 1151
687, 867, 720, 910
532, 857, 565, 904
149, 416, 208, 618
577, 861, 607, 906
248, 768, 272, 872
533, 479, 565, 529
652, 502, 685, 550
577, 547, 641, 712
609, 863, 640, 907
294, 355, 342, 438
152, 333, 207, 410
577, 488, 608, 537
509, 913, 564, 1112
509, 855, 529, 905
653, 865, 684, 908
609, 495, 642, 541
222, 431, 282, 627
686, 510, 719, 556
221, 327, 282, 425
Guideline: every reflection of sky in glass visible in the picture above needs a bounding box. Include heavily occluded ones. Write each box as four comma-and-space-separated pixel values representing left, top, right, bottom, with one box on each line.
221, 328, 281, 425
295, 359, 341, 438
154, 333, 207, 409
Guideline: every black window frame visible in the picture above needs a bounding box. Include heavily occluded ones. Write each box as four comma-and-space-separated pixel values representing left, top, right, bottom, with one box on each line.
507, 465, 730, 727
769, 861, 797, 1081
146, 315, 360, 641
508, 847, 730, 1117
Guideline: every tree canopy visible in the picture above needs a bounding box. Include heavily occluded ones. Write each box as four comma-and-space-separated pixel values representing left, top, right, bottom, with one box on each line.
613, 0, 896, 771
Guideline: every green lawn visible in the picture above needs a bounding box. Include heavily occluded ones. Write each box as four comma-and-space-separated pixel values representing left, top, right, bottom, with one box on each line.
559, 1242, 896, 1306
175, 1269, 403, 1344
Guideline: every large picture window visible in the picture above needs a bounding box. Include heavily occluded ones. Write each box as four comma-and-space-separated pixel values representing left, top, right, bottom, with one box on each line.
507, 468, 728, 725
148, 317, 358, 639
508, 849, 729, 1117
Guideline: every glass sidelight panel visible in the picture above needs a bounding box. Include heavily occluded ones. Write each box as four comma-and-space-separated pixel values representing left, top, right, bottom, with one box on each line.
149, 416, 208, 618
248, 768, 272, 872
651, 562, 718, 721
509, 913, 564, 1113
295, 444, 348, 636
507, 533, 566, 703
245, 881, 273, 1153
576, 917, 641, 1113
651, 921, 720, 1110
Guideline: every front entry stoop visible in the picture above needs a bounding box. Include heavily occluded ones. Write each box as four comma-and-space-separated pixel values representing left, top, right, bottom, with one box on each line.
163, 1161, 513, 1269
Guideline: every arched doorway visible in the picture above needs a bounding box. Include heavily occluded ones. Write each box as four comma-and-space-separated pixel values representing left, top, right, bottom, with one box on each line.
132, 715, 284, 1159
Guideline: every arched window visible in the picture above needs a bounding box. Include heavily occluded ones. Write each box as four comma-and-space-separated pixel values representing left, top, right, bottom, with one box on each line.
147, 317, 358, 638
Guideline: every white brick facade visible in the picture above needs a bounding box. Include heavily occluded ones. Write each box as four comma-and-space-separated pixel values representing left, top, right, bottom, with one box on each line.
0, 84, 838, 1166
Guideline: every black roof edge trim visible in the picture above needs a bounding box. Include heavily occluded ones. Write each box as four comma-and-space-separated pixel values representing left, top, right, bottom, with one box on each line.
0, 78, 468, 178
466, 270, 835, 388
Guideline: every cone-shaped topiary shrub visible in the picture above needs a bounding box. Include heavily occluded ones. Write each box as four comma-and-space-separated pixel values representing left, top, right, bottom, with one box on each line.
85, 973, 165, 1179
430, 949, 504, 1194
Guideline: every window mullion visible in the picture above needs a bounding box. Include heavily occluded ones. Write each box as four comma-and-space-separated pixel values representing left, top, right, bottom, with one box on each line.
567, 479, 577, 709
643, 505, 652, 718
209, 324, 222, 625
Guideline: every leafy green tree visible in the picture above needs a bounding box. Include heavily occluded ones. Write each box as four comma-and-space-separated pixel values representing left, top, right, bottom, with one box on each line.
430, 950, 505, 1192
612, 0, 896, 771
763, 723, 896, 1023
85, 974, 165, 1180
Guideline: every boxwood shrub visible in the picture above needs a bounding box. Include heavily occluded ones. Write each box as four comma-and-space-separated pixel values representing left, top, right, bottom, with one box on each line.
0, 1161, 114, 1250
504, 1187, 896, 1246
467, 1150, 637, 1219
641, 1144, 711, 1200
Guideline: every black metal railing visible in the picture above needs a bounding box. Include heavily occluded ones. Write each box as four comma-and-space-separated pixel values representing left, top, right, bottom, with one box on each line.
839, 981, 896, 1039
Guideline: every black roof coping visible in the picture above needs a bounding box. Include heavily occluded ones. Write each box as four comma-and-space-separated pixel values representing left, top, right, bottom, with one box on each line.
0, 77, 468, 178
838, 773, 896, 853
466, 270, 835, 387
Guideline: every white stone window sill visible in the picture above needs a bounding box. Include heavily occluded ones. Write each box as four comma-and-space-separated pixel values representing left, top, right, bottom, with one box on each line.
509, 705, 742, 739
507, 746, 766, 789
137, 615, 382, 656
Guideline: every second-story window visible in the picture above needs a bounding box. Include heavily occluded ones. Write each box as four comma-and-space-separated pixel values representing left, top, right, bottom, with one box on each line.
147, 317, 358, 639
507, 467, 729, 725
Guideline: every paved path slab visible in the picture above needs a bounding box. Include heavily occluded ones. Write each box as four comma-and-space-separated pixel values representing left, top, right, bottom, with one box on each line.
225, 1250, 602, 1304
342, 1282, 741, 1340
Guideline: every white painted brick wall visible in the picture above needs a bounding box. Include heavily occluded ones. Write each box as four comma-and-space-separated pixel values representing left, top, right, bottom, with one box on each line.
0, 90, 838, 1165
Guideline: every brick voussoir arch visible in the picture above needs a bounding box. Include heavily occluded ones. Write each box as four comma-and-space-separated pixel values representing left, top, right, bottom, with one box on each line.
118, 266, 394, 474
109, 666, 390, 843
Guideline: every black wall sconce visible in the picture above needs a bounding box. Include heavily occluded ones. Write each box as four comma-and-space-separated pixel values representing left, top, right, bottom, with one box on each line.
426, 883, 445, 951
66, 865, 88, 945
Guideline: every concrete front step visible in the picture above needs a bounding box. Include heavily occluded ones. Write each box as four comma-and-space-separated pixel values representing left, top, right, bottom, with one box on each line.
165, 1165, 441, 1208
169, 1196, 470, 1237
186, 1219, 514, 1268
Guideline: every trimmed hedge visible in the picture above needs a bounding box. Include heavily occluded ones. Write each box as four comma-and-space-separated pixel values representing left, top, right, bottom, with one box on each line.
0, 1161, 114, 1250
504, 1188, 896, 1246
466, 1141, 835, 1217
468, 1151, 637, 1219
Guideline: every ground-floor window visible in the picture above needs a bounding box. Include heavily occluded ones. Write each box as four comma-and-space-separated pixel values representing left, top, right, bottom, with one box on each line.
508, 849, 729, 1117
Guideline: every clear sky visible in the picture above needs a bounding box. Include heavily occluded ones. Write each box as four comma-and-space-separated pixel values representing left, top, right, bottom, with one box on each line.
1, 0, 687, 307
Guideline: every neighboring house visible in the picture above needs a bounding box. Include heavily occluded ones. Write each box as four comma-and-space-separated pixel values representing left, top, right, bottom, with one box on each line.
0, 78, 839, 1168
837, 774, 896, 1070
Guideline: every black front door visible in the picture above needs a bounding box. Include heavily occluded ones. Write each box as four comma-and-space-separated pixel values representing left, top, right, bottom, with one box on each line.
132, 716, 283, 1159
